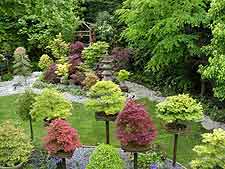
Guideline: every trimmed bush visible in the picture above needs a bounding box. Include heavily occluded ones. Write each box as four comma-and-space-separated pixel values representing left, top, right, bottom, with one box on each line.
86, 144, 124, 169
83, 72, 99, 89
43, 119, 81, 155
116, 69, 130, 82
116, 100, 157, 146
0, 121, 33, 167
156, 94, 203, 123
86, 81, 126, 115
38, 54, 53, 70
31, 88, 72, 121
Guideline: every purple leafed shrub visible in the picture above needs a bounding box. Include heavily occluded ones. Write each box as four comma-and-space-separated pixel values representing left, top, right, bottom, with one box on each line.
70, 72, 85, 86
116, 100, 157, 146
69, 54, 82, 74
70, 41, 84, 56
44, 64, 60, 83
111, 47, 132, 71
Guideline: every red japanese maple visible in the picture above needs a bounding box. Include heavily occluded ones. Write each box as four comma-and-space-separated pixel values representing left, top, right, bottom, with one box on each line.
43, 119, 81, 155
116, 100, 157, 146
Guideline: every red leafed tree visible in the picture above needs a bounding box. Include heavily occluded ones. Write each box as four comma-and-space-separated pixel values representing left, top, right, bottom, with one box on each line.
43, 119, 81, 155
116, 100, 157, 146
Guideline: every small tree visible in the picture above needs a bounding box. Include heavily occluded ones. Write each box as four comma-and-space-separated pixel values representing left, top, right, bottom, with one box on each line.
191, 128, 225, 169
38, 54, 54, 70
116, 100, 157, 147
86, 144, 124, 169
31, 88, 72, 121
86, 81, 126, 115
16, 89, 36, 140
156, 94, 203, 166
0, 121, 33, 167
43, 119, 81, 155
13, 47, 32, 82
82, 41, 109, 68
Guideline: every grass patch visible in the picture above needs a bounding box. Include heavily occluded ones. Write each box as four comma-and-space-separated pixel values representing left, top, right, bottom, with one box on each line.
0, 95, 206, 167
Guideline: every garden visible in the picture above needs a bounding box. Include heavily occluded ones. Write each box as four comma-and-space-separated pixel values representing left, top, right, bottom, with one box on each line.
0, 0, 225, 169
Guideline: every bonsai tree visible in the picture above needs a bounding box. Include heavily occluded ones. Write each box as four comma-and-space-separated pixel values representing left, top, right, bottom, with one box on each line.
86, 144, 124, 169
43, 119, 81, 156
31, 88, 72, 122
191, 128, 225, 169
0, 121, 33, 167
38, 54, 53, 70
16, 89, 36, 140
86, 80, 126, 115
116, 100, 157, 149
156, 94, 203, 166
13, 47, 32, 82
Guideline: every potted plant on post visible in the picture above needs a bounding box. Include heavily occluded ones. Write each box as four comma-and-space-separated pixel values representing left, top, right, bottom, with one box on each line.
43, 119, 81, 169
86, 81, 126, 144
0, 121, 33, 169
116, 69, 130, 92
156, 94, 203, 167
116, 100, 157, 169
86, 144, 124, 169
31, 88, 73, 125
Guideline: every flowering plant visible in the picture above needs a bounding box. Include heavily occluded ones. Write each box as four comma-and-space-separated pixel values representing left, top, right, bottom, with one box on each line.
116, 100, 157, 146
43, 119, 81, 155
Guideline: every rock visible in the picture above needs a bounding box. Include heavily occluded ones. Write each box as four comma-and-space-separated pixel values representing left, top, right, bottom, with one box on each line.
201, 115, 225, 130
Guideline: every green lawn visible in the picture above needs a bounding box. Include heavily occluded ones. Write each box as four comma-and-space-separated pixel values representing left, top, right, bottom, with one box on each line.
0, 95, 206, 167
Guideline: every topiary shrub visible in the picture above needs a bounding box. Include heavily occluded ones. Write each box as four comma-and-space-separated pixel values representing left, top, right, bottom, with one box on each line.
13, 47, 32, 77
43, 119, 81, 155
38, 54, 54, 70
86, 144, 124, 169
82, 41, 109, 68
82, 72, 99, 89
116, 100, 157, 147
55, 63, 70, 79
156, 94, 203, 125
16, 89, 36, 140
0, 121, 33, 167
86, 81, 126, 115
43, 64, 60, 83
31, 88, 72, 121
191, 128, 225, 169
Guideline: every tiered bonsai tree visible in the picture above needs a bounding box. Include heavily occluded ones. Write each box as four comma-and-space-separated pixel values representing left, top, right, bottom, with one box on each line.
31, 88, 72, 123
16, 89, 36, 140
116, 100, 157, 150
86, 144, 124, 169
0, 121, 33, 168
43, 119, 81, 157
156, 94, 203, 166
191, 128, 225, 169
86, 80, 126, 116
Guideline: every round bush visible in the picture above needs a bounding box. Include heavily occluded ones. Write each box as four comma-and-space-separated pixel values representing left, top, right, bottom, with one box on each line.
0, 121, 33, 167
156, 94, 203, 123
116, 100, 157, 146
43, 119, 81, 155
38, 54, 53, 70
86, 81, 126, 115
86, 144, 124, 169
31, 88, 72, 121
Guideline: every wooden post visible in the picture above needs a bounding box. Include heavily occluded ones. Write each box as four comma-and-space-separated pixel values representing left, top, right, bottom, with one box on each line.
105, 121, 110, 144
61, 158, 66, 169
29, 116, 34, 141
134, 152, 138, 169
173, 133, 178, 167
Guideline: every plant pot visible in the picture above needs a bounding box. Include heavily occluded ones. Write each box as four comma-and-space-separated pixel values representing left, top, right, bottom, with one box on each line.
0, 163, 23, 169
95, 112, 118, 122
121, 142, 152, 153
162, 122, 190, 134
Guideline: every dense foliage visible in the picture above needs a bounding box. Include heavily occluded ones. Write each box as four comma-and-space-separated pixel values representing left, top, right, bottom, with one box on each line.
191, 128, 225, 169
43, 64, 60, 84
116, 100, 157, 146
116, 69, 130, 82
38, 54, 53, 70
13, 47, 32, 77
86, 144, 124, 169
43, 119, 81, 155
83, 72, 99, 89
0, 121, 33, 167
156, 94, 203, 123
82, 41, 109, 68
86, 81, 126, 115
31, 88, 72, 121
